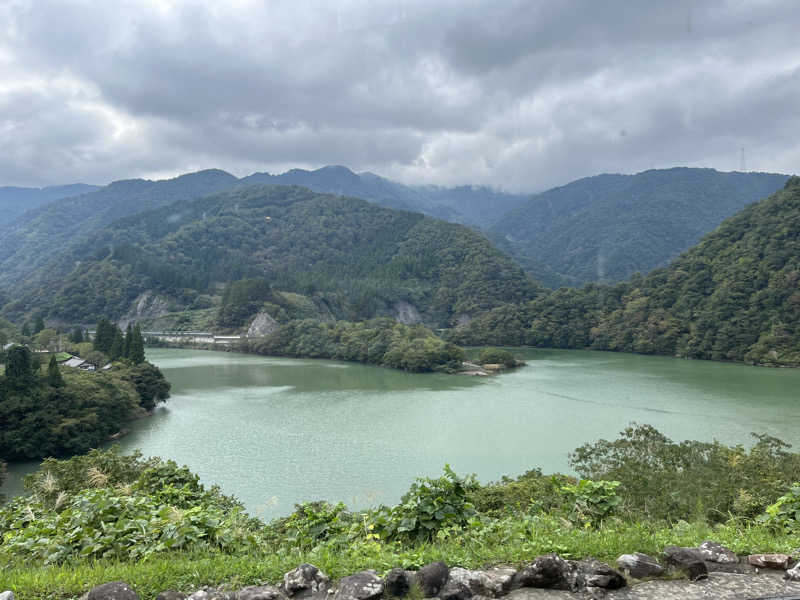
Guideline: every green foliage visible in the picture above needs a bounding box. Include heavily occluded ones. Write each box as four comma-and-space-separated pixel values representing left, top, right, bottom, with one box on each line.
561, 479, 621, 527
69, 326, 84, 343
761, 483, 800, 530
7, 185, 538, 327
247, 318, 466, 372
5, 344, 34, 389
0, 453, 255, 565
217, 278, 272, 328
469, 469, 575, 516
128, 324, 146, 364
47, 355, 64, 387
122, 362, 171, 411
453, 180, 800, 366
0, 358, 170, 459
570, 424, 800, 522
369, 465, 479, 541
268, 502, 353, 549
477, 347, 517, 367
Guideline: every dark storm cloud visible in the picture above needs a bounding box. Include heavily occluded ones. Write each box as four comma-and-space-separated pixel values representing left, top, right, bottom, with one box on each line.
0, 0, 798, 190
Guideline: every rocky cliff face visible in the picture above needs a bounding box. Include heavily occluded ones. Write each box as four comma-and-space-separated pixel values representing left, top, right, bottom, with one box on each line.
119, 291, 171, 328
247, 312, 280, 337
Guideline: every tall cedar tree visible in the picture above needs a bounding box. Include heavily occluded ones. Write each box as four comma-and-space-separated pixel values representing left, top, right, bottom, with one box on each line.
47, 355, 64, 387
128, 324, 145, 364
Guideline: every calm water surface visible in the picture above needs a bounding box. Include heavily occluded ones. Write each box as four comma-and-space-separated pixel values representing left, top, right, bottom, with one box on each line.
4, 348, 800, 519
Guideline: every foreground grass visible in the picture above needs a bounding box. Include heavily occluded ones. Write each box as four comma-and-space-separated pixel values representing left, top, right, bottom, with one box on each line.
4, 518, 800, 600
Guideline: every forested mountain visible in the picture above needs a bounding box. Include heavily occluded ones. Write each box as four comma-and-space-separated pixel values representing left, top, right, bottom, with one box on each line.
0, 183, 99, 228
3, 185, 539, 327
450, 176, 800, 366
491, 168, 788, 285
0, 170, 239, 293
242, 165, 529, 226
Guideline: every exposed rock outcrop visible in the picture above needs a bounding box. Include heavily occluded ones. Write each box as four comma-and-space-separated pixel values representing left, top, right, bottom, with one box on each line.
248, 312, 280, 337
393, 301, 422, 325
119, 291, 171, 329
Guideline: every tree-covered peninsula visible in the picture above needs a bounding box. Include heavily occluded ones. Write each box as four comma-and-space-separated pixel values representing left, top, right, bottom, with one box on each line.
0, 324, 170, 460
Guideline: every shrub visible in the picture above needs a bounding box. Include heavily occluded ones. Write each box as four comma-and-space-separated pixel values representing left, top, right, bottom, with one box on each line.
477, 347, 517, 367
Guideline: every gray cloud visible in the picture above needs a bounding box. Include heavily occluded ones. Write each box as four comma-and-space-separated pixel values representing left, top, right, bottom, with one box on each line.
0, 0, 798, 190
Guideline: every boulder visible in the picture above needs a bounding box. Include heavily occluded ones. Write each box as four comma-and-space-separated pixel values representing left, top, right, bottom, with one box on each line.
87, 582, 139, 600
283, 564, 330, 598
384, 568, 414, 597
333, 570, 384, 600
514, 554, 576, 590
187, 591, 234, 600
615, 552, 664, 579
237, 586, 287, 600
0, 592, 15, 600
576, 560, 627, 590
446, 568, 501, 598
417, 562, 449, 597
483, 568, 516, 596
748, 553, 792, 570
785, 563, 800, 581
437, 580, 471, 600
156, 592, 187, 600
697, 541, 738, 564
247, 312, 279, 337
663, 546, 708, 581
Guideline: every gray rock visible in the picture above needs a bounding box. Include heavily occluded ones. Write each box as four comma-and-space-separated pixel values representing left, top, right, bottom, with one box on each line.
0, 592, 15, 600
785, 563, 800, 581
616, 553, 664, 579
697, 541, 738, 564
394, 301, 422, 325
663, 546, 708, 581
187, 591, 234, 600
247, 312, 279, 337
438, 580, 472, 600
384, 568, 413, 597
237, 586, 288, 600
484, 568, 517, 596
333, 570, 384, 600
156, 592, 187, 600
417, 562, 449, 597
576, 560, 627, 590
87, 582, 139, 600
283, 564, 330, 598
748, 553, 792, 570
514, 554, 577, 590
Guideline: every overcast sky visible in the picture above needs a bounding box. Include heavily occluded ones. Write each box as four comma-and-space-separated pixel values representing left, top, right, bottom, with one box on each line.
1, 0, 798, 192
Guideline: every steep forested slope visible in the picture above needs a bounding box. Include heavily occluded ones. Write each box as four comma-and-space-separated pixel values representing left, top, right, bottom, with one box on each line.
451, 176, 800, 366
491, 168, 788, 285
4, 185, 538, 327
0, 183, 99, 228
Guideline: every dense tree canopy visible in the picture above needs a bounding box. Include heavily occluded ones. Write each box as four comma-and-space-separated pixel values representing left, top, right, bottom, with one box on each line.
7, 186, 539, 328
451, 177, 800, 366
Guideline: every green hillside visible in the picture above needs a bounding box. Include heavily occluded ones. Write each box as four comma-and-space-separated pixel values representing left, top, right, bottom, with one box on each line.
0, 183, 99, 228
4, 185, 539, 327
451, 176, 800, 366
0, 170, 239, 294
491, 168, 788, 285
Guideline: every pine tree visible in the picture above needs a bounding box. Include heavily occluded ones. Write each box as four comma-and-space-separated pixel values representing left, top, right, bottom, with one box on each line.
21, 322, 31, 338
5, 345, 34, 390
109, 328, 124, 361
69, 326, 84, 344
47, 355, 64, 387
33, 315, 45, 334
123, 323, 132, 358
128, 324, 145, 365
